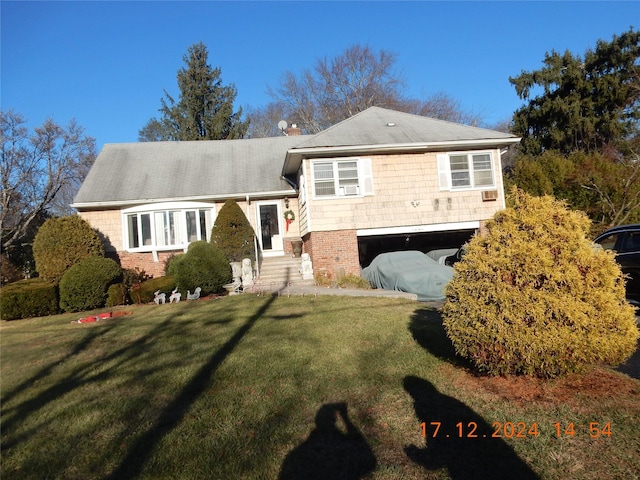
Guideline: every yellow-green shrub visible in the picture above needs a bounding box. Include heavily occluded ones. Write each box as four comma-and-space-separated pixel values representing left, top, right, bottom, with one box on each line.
442, 189, 639, 378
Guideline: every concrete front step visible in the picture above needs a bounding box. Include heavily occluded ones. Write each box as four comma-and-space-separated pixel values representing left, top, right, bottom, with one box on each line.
256, 256, 307, 285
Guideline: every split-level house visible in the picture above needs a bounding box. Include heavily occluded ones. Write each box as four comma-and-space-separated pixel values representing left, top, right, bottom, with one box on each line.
72, 107, 520, 280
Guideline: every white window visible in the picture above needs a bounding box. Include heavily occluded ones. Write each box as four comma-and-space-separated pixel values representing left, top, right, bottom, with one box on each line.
124, 204, 214, 251
437, 152, 495, 190
311, 158, 373, 198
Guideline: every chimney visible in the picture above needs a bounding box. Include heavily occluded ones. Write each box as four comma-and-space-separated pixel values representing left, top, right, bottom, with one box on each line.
287, 123, 302, 136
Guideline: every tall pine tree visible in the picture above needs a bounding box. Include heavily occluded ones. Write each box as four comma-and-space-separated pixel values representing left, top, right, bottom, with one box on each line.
139, 42, 248, 141
509, 28, 639, 156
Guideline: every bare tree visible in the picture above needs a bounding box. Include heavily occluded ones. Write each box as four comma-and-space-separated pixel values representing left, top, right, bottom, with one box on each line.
268, 44, 406, 133
250, 44, 484, 137
1, 110, 96, 259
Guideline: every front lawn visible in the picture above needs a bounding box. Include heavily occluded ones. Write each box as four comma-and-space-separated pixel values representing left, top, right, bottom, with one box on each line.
1, 295, 638, 479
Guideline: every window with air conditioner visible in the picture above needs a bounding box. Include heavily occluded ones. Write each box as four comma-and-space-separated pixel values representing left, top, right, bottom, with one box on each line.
311, 158, 373, 199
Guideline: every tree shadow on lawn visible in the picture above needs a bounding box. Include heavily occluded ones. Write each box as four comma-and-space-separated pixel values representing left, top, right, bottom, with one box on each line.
403, 375, 540, 480
279, 402, 376, 480
105, 291, 280, 479
1, 317, 174, 450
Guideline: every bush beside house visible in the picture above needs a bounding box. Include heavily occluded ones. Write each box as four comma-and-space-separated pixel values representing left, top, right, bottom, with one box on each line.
167, 241, 230, 295
33, 215, 105, 283
0, 279, 60, 320
442, 189, 639, 378
59, 257, 123, 312
210, 200, 256, 263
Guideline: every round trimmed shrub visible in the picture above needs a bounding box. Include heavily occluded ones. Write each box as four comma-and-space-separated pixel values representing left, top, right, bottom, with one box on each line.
59, 256, 122, 312
33, 215, 104, 283
170, 241, 230, 295
442, 189, 639, 378
210, 199, 256, 262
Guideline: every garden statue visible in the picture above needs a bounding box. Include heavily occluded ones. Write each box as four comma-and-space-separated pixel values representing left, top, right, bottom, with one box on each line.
169, 287, 181, 303
187, 287, 201, 300
153, 290, 166, 304
241, 258, 254, 288
300, 253, 314, 280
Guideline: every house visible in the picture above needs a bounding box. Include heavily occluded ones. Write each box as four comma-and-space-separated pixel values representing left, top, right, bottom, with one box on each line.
72, 107, 520, 279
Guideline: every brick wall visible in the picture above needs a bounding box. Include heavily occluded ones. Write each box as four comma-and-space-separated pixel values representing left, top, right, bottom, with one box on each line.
303, 229, 360, 279
118, 250, 183, 278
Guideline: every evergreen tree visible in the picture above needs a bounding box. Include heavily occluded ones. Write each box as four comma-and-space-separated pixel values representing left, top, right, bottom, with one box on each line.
210, 200, 256, 262
510, 28, 639, 155
139, 42, 248, 141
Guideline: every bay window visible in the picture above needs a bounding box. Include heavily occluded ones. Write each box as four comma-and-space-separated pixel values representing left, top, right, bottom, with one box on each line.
124, 204, 214, 251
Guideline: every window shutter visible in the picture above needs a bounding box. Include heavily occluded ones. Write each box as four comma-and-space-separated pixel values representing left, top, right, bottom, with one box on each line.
360, 158, 374, 196
299, 174, 307, 205
437, 154, 451, 191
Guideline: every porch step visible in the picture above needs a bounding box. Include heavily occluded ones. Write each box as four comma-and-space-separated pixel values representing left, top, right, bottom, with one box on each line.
254, 255, 313, 287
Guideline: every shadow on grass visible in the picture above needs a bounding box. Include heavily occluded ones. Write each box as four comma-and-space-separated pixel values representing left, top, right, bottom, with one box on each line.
1, 322, 117, 406
105, 291, 280, 479
409, 307, 471, 369
279, 402, 376, 480
1, 318, 174, 450
403, 375, 539, 480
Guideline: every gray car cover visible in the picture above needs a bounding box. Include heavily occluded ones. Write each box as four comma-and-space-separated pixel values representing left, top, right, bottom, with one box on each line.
362, 250, 454, 301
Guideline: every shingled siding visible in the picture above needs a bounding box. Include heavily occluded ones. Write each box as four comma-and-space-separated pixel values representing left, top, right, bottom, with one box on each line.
303, 230, 360, 280
303, 150, 504, 233
78, 209, 123, 252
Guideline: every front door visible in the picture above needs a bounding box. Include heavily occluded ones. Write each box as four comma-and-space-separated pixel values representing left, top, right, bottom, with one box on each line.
257, 202, 283, 256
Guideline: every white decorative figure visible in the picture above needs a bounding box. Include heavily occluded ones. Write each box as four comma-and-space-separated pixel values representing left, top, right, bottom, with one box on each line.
230, 261, 242, 284
241, 258, 254, 289
169, 287, 181, 303
154, 290, 166, 305
187, 287, 201, 300
299, 253, 314, 280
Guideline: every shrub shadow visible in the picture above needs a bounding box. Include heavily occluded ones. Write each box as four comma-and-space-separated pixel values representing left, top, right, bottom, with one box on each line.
409, 307, 472, 369
403, 375, 539, 480
279, 402, 376, 480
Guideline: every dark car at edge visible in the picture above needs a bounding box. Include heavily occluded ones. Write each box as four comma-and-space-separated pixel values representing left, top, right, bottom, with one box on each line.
594, 224, 640, 306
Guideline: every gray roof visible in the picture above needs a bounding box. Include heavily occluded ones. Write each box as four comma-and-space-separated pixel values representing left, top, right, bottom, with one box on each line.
294, 106, 517, 148
73, 136, 310, 207
73, 107, 520, 208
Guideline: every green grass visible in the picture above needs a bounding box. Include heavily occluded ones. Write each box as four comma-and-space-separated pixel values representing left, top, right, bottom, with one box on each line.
1, 295, 639, 479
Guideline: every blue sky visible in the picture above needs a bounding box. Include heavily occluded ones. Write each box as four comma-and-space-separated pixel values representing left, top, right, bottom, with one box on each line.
2, 1, 637, 151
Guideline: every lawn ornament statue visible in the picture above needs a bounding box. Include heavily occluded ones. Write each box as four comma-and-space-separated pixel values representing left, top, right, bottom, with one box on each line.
169, 287, 181, 303
187, 287, 201, 300
300, 253, 314, 280
242, 258, 254, 289
154, 290, 166, 305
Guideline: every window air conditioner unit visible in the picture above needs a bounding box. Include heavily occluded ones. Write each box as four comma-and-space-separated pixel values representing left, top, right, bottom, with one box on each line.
343, 185, 359, 196
481, 190, 498, 202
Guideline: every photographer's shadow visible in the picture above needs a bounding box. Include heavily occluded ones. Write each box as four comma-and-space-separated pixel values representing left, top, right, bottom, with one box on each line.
279, 402, 376, 480
404, 375, 539, 480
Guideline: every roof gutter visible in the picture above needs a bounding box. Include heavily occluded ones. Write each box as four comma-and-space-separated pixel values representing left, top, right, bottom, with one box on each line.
71, 189, 295, 210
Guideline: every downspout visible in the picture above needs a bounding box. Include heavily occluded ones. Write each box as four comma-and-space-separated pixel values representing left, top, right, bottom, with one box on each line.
246, 194, 260, 278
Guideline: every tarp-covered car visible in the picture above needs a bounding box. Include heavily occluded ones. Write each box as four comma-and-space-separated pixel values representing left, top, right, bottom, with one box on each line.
362, 250, 454, 301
